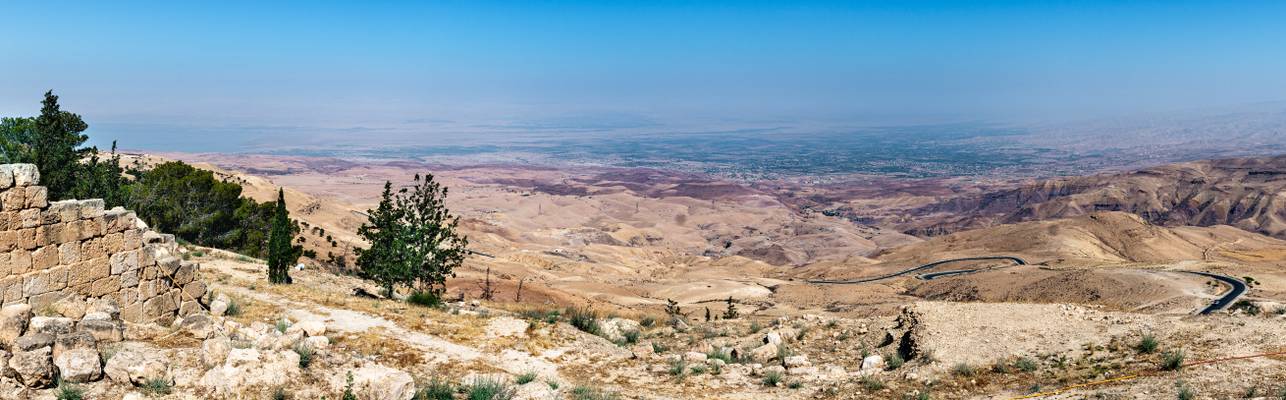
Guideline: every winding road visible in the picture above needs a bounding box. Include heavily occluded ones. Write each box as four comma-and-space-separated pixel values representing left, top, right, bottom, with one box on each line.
806, 256, 1027, 284
807, 256, 1246, 315
1183, 271, 1247, 315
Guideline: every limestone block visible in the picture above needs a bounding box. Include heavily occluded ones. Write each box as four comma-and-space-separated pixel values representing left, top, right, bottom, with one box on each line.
110, 250, 139, 275
23, 187, 46, 209
58, 242, 80, 264
90, 276, 122, 297
32, 245, 59, 270
0, 165, 11, 189
123, 229, 142, 250
80, 238, 105, 260
7, 164, 39, 187
0, 230, 15, 252
9, 346, 55, 388
101, 232, 124, 254
19, 209, 41, 229
77, 199, 104, 219
8, 250, 32, 275
1, 188, 25, 211
18, 228, 37, 250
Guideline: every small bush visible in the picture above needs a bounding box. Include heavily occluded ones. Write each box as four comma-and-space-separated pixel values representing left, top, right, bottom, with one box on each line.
142, 378, 173, 396
570, 386, 620, 400
651, 342, 669, 354
272, 387, 290, 400
707, 349, 732, 364
276, 318, 291, 334
55, 382, 84, 400
224, 299, 243, 317
991, 361, 1011, 374
787, 381, 803, 389
668, 359, 687, 377
293, 344, 314, 368
515, 371, 537, 385
545, 379, 560, 390
639, 316, 656, 327
952, 363, 975, 377
1177, 381, 1195, 400
1137, 334, 1159, 354
408, 291, 444, 308
762, 370, 784, 387
689, 365, 707, 375
886, 353, 905, 370
343, 372, 358, 400
622, 330, 640, 345
1015, 357, 1038, 372
417, 377, 454, 400
467, 377, 514, 400
860, 376, 884, 391
567, 307, 601, 336
1161, 350, 1185, 371
749, 321, 763, 334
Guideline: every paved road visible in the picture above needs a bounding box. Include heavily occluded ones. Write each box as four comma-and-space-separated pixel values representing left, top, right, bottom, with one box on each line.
806, 256, 1027, 284
1183, 271, 1247, 315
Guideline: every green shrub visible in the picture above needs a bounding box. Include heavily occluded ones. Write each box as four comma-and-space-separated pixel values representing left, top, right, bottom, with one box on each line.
466, 377, 514, 400
706, 349, 732, 364
545, 379, 560, 390
142, 378, 173, 396
668, 359, 687, 377
343, 372, 358, 400
787, 381, 803, 389
515, 371, 537, 385
762, 370, 784, 387
1161, 350, 1185, 371
224, 299, 242, 317
860, 376, 884, 391
689, 365, 707, 375
886, 353, 904, 370
276, 318, 291, 333
651, 342, 669, 354
1137, 334, 1159, 354
294, 344, 314, 368
622, 330, 640, 345
952, 363, 975, 377
639, 316, 656, 328
416, 377, 454, 400
570, 386, 620, 400
408, 291, 444, 308
1015, 357, 1038, 372
1177, 381, 1195, 400
749, 321, 763, 334
55, 382, 83, 400
991, 361, 1011, 374
567, 307, 601, 336
272, 387, 289, 400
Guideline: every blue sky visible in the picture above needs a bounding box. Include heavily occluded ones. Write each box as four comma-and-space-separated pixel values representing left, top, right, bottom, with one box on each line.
3, 1, 1286, 151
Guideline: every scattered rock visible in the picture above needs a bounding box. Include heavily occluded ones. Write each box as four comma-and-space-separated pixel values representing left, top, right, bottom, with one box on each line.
104, 343, 168, 385
348, 364, 416, 400
749, 343, 778, 363
13, 333, 54, 352
684, 351, 708, 363
28, 316, 74, 336
54, 347, 102, 383
202, 336, 232, 366
783, 355, 810, 368
0, 305, 32, 346
78, 319, 125, 342
9, 347, 55, 388
861, 354, 885, 371
763, 331, 783, 346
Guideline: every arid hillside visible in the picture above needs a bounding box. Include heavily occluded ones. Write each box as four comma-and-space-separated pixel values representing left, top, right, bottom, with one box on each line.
898, 155, 1286, 238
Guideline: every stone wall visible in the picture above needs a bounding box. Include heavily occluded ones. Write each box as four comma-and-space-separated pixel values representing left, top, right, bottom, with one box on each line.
0, 164, 206, 324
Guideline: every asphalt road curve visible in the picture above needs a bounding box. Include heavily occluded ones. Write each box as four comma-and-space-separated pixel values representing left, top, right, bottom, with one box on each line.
806, 256, 1027, 284
1184, 271, 1248, 315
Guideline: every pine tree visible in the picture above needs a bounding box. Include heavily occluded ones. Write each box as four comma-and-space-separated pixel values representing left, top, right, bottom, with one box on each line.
356, 175, 468, 301
32, 90, 90, 200
267, 188, 296, 284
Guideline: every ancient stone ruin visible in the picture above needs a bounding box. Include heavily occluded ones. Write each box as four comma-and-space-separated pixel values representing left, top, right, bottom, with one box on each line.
0, 163, 206, 324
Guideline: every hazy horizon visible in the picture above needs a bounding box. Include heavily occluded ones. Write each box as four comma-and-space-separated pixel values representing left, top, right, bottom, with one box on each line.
4, 1, 1286, 153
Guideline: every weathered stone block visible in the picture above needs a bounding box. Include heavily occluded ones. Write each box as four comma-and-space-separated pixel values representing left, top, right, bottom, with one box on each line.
0, 166, 11, 190
18, 209, 40, 229
181, 281, 206, 302
32, 245, 59, 270
109, 250, 139, 275
1, 276, 22, 302
77, 218, 100, 240
8, 250, 32, 275
77, 199, 104, 219
57, 242, 79, 264
7, 164, 39, 186
69, 259, 110, 287
101, 232, 124, 254
120, 270, 139, 288
79, 238, 105, 260
17, 228, 37, 250
23, 187, 46, 209
1, 188, 25, 211
22, 271, 52, 297
90, 276, 122, 297
0, 230, 15, 252
0, 211, 14, 231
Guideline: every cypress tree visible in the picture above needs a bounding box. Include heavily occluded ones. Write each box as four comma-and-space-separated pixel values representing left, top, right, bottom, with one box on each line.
267, 188, 296, 284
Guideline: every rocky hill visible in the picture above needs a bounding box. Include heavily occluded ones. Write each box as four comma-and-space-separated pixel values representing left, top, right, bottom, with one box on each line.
899, 155, 1286, 239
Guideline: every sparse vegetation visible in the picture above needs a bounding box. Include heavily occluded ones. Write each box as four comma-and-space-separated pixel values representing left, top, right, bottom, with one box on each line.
1137, 334, 1159, 354
515, 371, 538, 385
1177, 380, 1195, 400
1015, 357, 1038, 372
356, 174, 469, 301
343, 372, 358, 400
409, 290, 444, 308
952, 362, 976, 377
886, 353, 905, 370
860, 375, 885, 390
294, 344, 314, 368
1161, 350, 1186, 371
668, 359, 687, 377
567, 306, 601, 336
416, 377, 454, 400
787, 381, 803, 389
142, 378, 173, 396
466, 377, 514, 400
55, 381, 84, 400
571, 386, 620, 400
272, 387, 290, 400
722, 297, 739, 319
1231, 300, 1262, 316
622, 329, 641, 344
762, 370, 784, 387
